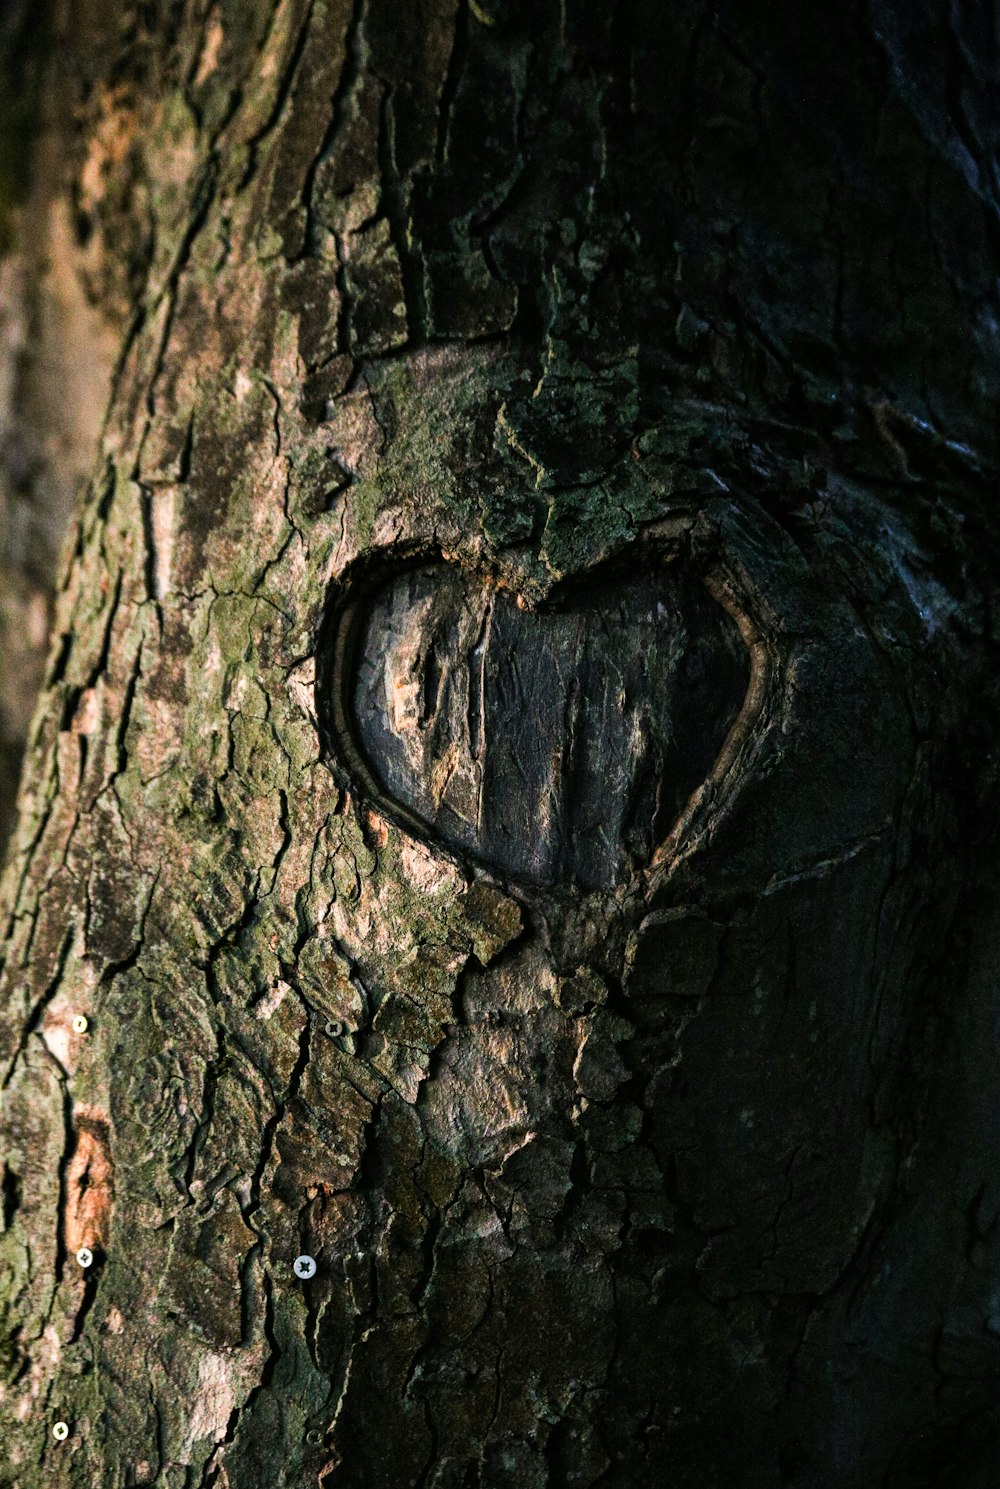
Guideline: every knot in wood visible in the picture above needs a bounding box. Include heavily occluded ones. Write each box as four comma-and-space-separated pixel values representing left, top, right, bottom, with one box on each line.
329, 560, 749, 889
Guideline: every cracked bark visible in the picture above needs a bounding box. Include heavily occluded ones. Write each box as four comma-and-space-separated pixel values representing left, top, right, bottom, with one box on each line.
1, 2, 999, 1486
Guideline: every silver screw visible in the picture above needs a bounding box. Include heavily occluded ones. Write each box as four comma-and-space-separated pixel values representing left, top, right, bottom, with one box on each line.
324, 1019, 344, 1038
76, 1246, 94, 1269
293, 1254, 317, 1280
71, 1015, 89, 1034
52, 1421, 69, 1441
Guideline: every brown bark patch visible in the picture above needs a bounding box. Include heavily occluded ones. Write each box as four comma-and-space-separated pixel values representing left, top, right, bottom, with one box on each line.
63, 1104, 113, 1257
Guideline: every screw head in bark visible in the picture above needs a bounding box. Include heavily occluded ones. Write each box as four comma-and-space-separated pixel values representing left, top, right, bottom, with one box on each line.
71, 1014, 89, 1033
52, 1421, 69, 1441
293, 1254, 317, 1279
75, 1245, 94, 1269
305, 1428, 324, 1445
324, 1018, 345, 1038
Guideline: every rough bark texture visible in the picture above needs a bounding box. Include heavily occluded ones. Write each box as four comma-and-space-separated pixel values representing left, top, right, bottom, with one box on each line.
1, 2, 999, 1486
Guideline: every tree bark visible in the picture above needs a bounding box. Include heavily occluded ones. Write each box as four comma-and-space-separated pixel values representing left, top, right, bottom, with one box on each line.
0, 0, 119, 854
1, 2, 1000, 1486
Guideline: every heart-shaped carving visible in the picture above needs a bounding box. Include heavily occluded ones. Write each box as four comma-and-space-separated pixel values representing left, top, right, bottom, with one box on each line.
337, 562, 749, 890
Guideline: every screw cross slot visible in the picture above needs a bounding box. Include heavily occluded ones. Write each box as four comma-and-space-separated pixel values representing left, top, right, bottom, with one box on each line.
294, 1254, 317, 1279
76, 1246, 94, 1269
52, 1422, 70, 1441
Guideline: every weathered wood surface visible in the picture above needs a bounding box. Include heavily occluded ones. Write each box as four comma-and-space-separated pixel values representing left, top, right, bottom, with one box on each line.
344, 561, 748, 888
0, 2, 997, 1487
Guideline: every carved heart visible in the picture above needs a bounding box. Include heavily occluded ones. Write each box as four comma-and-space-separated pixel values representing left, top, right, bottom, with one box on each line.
338, 562, 749, 890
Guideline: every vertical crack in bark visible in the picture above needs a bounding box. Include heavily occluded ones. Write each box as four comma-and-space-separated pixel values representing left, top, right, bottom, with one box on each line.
435, 0, 470, 168
376, 87, 426, 345
237, 0, 318, 189
52, 1074, 73, 1288
301, 0, 368, 256
1, 922, 73, 1089
137, 484, 163, 631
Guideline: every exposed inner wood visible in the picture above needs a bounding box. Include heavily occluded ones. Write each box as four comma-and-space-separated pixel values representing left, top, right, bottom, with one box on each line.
351, 563, 750, 888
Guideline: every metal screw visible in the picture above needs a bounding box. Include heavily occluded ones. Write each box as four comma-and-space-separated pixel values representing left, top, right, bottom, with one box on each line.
305, 1428, 323, 1445
52, 1421, 69, 1441
324, 1019, 344, 1038
293, 1254, 317, 1280
76, 1246, 94, 1269
71, 1015, 89, 1034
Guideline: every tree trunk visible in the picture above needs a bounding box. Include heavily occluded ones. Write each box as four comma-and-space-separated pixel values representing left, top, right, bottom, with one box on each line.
2, 2, 999, 1485
0, 0, 119, 853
